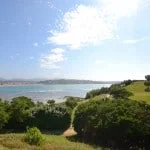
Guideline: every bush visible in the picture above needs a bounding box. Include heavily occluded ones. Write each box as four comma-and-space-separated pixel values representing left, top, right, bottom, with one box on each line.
47, 100, 55, 106
121, 80, 133, 86
109, 85, 133, 99
5, 96, 35, 130
65, 97, 78, 110
0, 100, 10, 131
73, 99, 150, 149
33, 105, 71, 130
144, 75, 150, 92
24, 127, 44, 145
85, 87, 109, 99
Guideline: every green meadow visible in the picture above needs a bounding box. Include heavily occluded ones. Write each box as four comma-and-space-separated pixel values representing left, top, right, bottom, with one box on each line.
125, 81, 150, 104
0, 133, 103, 150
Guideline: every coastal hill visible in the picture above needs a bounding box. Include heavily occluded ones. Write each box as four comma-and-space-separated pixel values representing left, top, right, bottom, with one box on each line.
0, 78, 119, 85
38, 79, 118, 84
125, 81, 150, 104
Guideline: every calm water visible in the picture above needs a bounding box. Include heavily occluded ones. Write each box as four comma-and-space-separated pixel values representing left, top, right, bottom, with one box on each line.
0, 84, 110, 102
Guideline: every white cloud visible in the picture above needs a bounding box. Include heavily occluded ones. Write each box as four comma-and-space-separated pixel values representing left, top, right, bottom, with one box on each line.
95, 60, 105, 64
40, 48, 66, 69
51, 48, 65, 54
48, 0, 143, 49
33, 42, 39, 47
122, 37, 149, 44
101, 0, 141, 18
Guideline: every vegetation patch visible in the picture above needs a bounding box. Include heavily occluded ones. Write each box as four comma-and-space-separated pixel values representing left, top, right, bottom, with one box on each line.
73, 99, 150, 149
24, 127, 44, 145
126, 81, 150, 103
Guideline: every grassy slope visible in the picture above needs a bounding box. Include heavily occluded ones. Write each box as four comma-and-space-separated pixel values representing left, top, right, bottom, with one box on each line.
0, 133, 103, 150
125, 81, 150, 104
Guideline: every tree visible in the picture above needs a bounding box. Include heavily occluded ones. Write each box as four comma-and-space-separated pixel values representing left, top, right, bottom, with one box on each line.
110, 85, 133, 99
65, 97, 78, 110
73, 99, 150, 149
47, 100, 55, 106
0, 100, 9, 130
5, 96, 35, 130
122, 79, 132, 86
85, 87, 110, 99
33, 105, 71, 130
145, 75, 150, 81
144, 75, 150, 92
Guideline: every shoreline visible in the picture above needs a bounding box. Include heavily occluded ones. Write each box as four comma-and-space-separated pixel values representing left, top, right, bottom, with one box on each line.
0, 83, 111, 87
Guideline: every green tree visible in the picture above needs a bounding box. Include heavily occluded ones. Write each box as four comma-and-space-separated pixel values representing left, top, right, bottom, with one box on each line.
5, 96, 35, 130
110, 85, 133, 99
73, 99, 150, 149
122, 79, 132, 86
144, 75, 150, 92
47, 99, 55, 106
33, 105, 71, 130
0, 100, 10, 130
85, 87, 109, 99
65, 97, 78, 110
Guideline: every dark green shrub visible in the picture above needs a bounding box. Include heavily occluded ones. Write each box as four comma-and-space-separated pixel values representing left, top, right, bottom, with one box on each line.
0, 100, 10, 130
65, 97, 78, 110
144, 81, 150, 92
33, 105, 71, 130
5, 96, 35, 130
85, 87, 109, 99
121, 80, 133, 86
47, 100, 55, 106
144, 75, 150, 92
24, 127, 44, 145
110, 85, 133, 99
73, 99, 150, 149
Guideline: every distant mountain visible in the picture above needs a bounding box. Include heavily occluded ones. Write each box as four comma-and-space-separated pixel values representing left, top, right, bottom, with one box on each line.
0, 78, 5, 81
38, 79, 119, 84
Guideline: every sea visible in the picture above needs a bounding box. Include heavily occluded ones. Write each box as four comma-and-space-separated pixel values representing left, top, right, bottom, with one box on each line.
0, 84, 111, 102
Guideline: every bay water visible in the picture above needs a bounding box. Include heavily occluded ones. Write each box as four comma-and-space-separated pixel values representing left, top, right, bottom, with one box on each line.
0, 84, 111, 102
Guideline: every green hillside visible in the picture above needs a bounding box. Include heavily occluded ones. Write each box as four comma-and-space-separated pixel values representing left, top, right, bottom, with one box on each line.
125, 81, 150, 104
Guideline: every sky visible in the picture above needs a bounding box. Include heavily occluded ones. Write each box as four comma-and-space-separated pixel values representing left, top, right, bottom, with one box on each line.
0, 0, 150, 81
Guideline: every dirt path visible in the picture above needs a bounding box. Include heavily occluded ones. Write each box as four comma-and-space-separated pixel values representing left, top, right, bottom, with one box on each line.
63, 127, 77, 137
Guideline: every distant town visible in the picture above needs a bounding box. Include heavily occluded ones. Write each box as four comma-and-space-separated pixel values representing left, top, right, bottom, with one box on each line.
0, 79, 119, 86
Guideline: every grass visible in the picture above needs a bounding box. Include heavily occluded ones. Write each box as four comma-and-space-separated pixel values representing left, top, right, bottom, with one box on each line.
125, 81, 150, 104
0, 133, 104, 150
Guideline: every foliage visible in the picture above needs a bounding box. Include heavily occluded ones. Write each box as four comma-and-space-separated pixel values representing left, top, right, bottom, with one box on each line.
86, 85, 132, 100
144, 75, 150, 92
24, 127, 44, 145
73, 99, 150, 149
33, 105, 71, 130
65, 97, 78, 110
85, 87, 109, 99
121, 79, 133, 86
47, 99, 55, 106
109, 85, 133, 99
145, 75, 150, 81
0, 100, 10, 130
5, 96, 35, 130
0, 96, 71, 131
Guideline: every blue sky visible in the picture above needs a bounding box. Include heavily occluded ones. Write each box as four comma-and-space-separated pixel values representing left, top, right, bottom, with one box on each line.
0, 0, 150, 81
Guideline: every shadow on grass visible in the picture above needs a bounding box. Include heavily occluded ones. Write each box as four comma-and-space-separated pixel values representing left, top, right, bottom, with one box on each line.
0, 129, 64, 136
